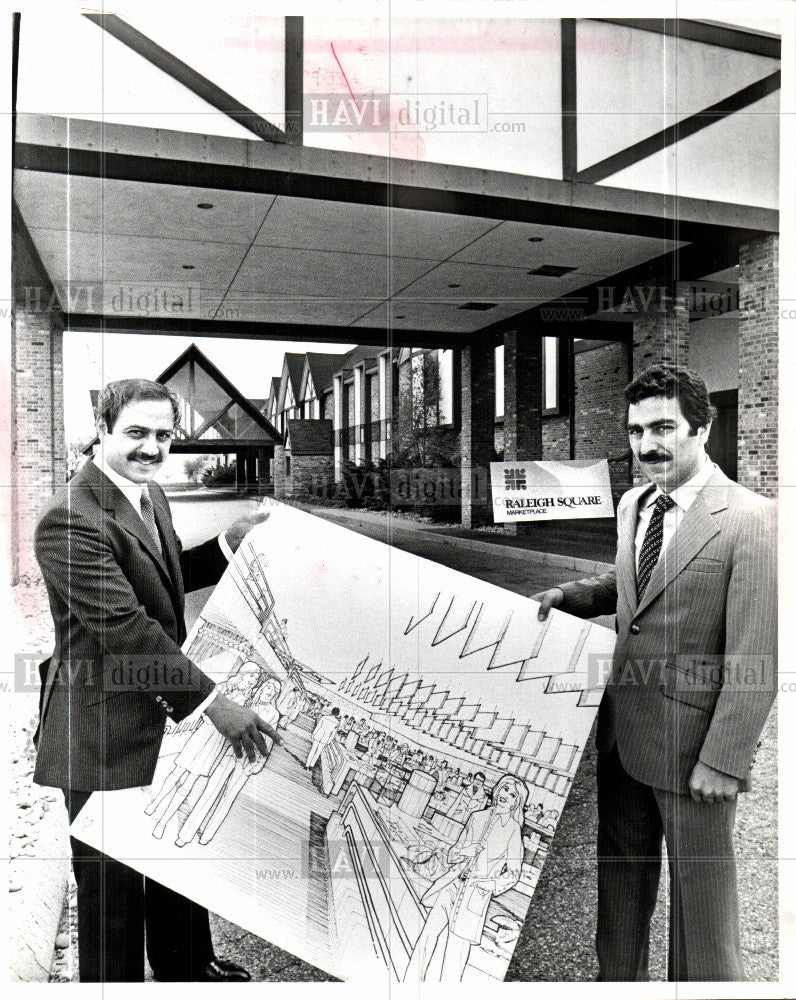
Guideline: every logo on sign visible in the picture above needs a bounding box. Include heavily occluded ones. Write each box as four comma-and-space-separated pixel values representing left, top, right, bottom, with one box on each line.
504, 468, 527, 490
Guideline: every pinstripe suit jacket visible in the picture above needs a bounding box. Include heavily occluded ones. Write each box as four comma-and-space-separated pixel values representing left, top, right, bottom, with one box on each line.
33, 459, 227, 791
559, 466, 776, 795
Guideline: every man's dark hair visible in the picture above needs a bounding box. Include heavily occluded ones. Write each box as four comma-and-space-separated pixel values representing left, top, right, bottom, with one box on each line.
474, 771, 486, 782
96, 379, 181, 433
624, 363, 717, 434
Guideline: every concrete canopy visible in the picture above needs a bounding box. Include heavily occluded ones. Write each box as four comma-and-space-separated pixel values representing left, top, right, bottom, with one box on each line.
14, 112, 778, 348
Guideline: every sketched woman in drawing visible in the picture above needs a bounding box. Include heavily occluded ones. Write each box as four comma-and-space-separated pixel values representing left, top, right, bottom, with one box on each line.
403, 773, 528, 983
146, 663, 279, 845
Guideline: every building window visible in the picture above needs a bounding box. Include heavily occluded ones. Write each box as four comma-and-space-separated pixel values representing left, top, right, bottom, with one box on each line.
495, 344, 504, 420
285, 454, 291, 477
438, 350, 454, 425
542, 337, 569, 416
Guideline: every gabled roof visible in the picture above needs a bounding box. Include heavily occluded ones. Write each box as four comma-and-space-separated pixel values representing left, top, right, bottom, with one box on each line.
82, 344, 283, 453
337, 345, 382, 374
278, 352, 306, 411
286, 418, 334, 456
302, 352, 348, 398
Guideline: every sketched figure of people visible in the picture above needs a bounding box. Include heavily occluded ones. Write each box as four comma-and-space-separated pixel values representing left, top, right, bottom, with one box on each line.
305, 706, 341, 770
181, 676, 282, 847
404, 774, 528, 982
146, 663, 277, 844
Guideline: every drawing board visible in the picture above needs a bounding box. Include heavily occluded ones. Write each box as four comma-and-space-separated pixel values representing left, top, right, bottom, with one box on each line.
71, 501, 615, 982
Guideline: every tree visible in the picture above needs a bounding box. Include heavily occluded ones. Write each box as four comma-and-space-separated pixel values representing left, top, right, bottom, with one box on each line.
183, 455, 212, 483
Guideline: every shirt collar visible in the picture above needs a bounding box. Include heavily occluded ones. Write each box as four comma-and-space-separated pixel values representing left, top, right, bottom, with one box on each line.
95, 453, 148, 507
643, 457, 716, 512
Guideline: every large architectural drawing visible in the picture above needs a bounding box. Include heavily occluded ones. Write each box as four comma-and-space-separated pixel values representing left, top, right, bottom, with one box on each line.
71, 502, 615, 982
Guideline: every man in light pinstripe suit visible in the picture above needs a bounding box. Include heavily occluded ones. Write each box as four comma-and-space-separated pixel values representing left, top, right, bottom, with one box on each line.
534, 363, 776, 982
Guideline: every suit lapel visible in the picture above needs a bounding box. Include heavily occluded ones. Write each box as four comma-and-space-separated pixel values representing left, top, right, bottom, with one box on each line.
149, 484, 184, 606
634, 468, 730, 617
81, 461, 175, 587
617, 487, 646, 615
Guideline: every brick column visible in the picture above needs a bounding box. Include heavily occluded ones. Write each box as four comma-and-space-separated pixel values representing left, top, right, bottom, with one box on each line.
738, 234, 778, 497
460, 339, 495, 528
631, 282, 689, 373
11, 294, 66, 584
629, 283, 689, 484
503, 330, 543, 535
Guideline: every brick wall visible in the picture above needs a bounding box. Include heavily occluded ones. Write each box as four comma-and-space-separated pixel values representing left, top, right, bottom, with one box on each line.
11, 300, 66, 584
574, 342, 628, 460
273, 445, 287, 499
290, 454, 335, 498
542, 416, 569, 459
738, 234, 778, 497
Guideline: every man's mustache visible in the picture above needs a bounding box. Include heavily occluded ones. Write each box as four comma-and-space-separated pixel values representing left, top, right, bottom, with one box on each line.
640, 452, 670, 463
128, 453, 162, 463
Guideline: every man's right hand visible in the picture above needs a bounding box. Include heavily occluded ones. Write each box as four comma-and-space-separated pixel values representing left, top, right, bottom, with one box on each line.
531, 588, 565, 621
205, 693, 282, 763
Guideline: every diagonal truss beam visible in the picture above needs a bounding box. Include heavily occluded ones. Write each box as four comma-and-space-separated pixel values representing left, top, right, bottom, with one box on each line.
83, 13, 286, 144
591, 18, 781, 58
577, 70, 781, 185
191, 399, 235, 441
560, 19, 577, 182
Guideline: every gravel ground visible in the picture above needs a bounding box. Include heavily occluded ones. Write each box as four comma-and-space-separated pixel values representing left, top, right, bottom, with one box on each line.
10, 498, 779, 983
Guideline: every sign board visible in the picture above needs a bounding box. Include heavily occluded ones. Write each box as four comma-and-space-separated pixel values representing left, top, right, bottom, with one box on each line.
491, 459, 616, 523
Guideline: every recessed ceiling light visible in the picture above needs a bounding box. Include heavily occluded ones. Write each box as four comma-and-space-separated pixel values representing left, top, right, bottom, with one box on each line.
197, 202, 214, 210
527, 237, 544, 243
182, 264, 195, 270
528, 264, 577, 277
458, 302, 496, 311
448, 283, 461, 288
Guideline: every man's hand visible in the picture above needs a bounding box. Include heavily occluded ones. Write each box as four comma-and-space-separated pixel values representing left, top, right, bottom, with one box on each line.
225, 507, 270, 553
531, 588, 564, 621
205, 693, 282, 762
688, 760, 740, 803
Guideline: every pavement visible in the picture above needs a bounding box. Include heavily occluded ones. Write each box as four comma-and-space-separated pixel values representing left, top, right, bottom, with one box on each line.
9, 495, 778, 983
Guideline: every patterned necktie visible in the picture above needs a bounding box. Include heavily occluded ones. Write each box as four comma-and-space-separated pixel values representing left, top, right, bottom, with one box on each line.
636, 494, 676, 601
139, 488, 163, 555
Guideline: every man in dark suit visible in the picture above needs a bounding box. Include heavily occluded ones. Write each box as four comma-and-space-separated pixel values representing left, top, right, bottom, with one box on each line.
533, 364, 776, 982
34, 378, 279, 982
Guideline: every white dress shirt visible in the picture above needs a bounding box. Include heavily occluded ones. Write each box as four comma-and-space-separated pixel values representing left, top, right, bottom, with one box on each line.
94, 454, 219, 716
634, 457, 717, 568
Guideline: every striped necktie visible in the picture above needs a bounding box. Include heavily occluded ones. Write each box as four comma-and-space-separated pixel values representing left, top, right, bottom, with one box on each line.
636, 494, 675, 601
139, 488, 163, 555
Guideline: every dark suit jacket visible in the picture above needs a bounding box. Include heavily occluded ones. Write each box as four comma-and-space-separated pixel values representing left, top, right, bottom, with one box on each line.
559, 466, 777, 795
33, 459, 228, 791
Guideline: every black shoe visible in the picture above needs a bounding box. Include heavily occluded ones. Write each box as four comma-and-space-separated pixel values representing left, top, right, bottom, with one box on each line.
197, 958, 251, 982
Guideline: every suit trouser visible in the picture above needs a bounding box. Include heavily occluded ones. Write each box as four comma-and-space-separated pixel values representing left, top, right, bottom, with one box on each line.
596, 747, 743, 982
64, 790, 213, 982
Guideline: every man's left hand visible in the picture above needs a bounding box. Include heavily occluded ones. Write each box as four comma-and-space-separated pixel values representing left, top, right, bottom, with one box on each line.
226, 508, 270, 553
688, 761, 740, 803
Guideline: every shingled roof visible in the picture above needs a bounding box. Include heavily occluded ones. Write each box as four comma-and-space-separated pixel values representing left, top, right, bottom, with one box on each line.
304, 352, 348, 396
